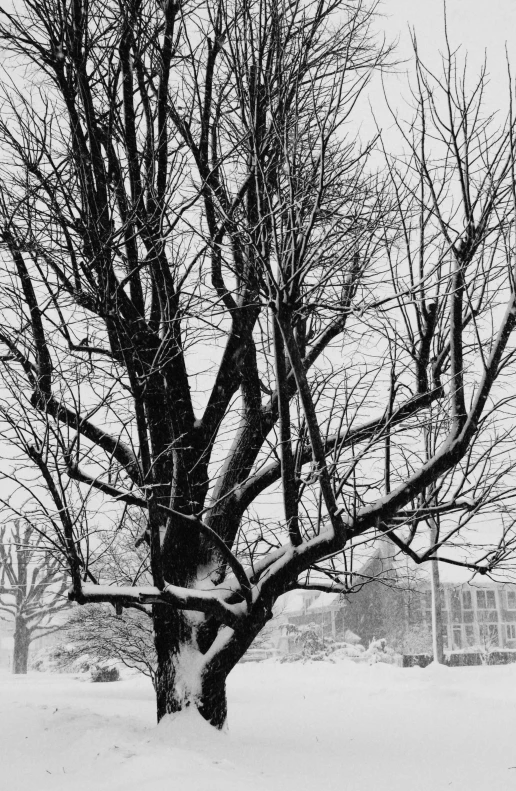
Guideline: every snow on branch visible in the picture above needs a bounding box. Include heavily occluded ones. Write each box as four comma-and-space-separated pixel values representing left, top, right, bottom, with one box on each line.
74, 583, 246, 628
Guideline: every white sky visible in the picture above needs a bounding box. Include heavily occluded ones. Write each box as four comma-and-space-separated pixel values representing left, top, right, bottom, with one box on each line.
382, 0, 516, 71
366, 0, 516, 145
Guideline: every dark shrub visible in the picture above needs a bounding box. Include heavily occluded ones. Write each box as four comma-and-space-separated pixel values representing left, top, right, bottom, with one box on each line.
91, 665, 120, 682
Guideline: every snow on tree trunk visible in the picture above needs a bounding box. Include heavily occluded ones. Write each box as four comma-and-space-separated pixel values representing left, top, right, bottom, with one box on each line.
13, 618, 30, 674
153, 607, 228, 730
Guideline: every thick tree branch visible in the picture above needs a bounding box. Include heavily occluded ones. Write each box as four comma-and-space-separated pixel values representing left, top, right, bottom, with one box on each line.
237, 388, 442, 512
65, 460, 146, 507
158, 503, 252, 609
74, 583, 245, 629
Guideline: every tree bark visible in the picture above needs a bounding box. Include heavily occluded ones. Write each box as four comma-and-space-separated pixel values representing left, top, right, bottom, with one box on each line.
153, 606, 228, 729
13, 617, 30, 674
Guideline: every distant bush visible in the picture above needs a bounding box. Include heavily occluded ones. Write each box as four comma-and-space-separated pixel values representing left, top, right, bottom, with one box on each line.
286, 621, 334, 659
91, 665, 120, 682
284, 624, 399, 664
30, 644, 92, 674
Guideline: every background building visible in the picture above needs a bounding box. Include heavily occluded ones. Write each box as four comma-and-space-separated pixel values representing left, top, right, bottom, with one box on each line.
280, 545, 516, 656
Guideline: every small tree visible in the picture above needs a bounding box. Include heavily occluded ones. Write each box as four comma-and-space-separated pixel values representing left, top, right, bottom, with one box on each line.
0, 519, 68, 673
58, 603, 156, 680
57, 513, 156, 680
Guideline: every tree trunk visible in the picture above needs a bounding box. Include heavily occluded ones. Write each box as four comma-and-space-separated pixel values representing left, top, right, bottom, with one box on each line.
13, 618, 30, 674
429, 518, 445, 664
153, 606, 229, 729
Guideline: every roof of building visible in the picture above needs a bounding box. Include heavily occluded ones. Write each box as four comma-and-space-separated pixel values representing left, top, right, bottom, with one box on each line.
277, 538, 516, 618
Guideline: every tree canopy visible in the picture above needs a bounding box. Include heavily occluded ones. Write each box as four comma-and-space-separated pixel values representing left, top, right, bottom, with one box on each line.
0, 0, 515, 726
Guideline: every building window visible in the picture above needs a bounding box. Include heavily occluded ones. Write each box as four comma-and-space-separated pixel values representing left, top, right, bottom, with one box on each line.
462, 590, 472, 609
479, 624, 499, 647
507, 591, 516, 610
507, 624, 516, 640
451, 589, 462, 623
477, 590, 496, 609
452, 627, 462, 650
465, 625, 476, 647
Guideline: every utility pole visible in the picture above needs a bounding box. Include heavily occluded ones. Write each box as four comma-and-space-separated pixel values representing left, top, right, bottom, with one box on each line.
429, 515, 445, 664
425, 411, 445, 665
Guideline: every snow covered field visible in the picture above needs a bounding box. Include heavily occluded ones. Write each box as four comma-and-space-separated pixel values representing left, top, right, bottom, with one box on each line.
2, 660, 516, 791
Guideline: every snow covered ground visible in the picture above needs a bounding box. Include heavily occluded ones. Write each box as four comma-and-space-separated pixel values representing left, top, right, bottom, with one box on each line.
2, 660, 516, 791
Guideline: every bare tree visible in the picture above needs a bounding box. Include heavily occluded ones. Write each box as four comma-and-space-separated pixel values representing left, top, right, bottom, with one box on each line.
0, 0, 515, 729
58, 603, 156, 681
55, 509, 155, 679
0, 519, 68, 673
378, 29, 516, 657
